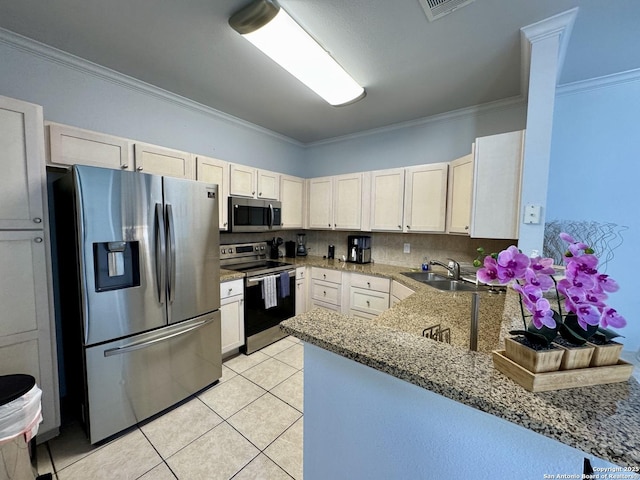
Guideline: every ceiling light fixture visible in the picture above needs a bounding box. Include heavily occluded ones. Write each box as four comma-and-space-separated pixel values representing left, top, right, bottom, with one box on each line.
229, 0, 365, 106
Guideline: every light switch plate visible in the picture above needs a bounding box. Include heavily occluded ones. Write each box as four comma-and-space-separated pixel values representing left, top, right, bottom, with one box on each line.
524, 204, 541, 224
403, 243, 410, 253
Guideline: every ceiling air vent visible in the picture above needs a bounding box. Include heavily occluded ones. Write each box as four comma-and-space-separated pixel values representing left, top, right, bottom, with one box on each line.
419, 0, 476, 22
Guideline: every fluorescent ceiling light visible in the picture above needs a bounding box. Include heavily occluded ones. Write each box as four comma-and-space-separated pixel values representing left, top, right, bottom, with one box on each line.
229, 0, 365, 106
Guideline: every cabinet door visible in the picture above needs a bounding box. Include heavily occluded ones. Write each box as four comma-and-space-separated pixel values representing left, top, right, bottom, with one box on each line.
334, 173, 362, 230
196, 155, 229, 230
447, 153, 473, 234
229, 164, 257, 197
308, 177, 333, 229
0, 96, 45, 230
220, 296, 244, 354
471, 130, 524, 239
0, 230, 59, 437
257, 169, 280, 200
48, 123, 132, 171
403, 163, 448, 233
281, 175, 305, 229
295, 279, 307, 315
134, 143, 194, 179
370, 169, 405, 232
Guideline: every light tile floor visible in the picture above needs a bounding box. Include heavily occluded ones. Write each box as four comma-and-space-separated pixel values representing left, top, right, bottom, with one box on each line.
36, 336, 304, 480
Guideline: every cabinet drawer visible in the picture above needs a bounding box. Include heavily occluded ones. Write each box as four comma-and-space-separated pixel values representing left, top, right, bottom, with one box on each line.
350, 310, 377, 321
391, 280, 414, 301
350, 287, 389, 315
311, 267, 342, 284
296, 267, 306, 279
220, 279, 243, 300
311, 279, 341, 305
350, 274, 389, 293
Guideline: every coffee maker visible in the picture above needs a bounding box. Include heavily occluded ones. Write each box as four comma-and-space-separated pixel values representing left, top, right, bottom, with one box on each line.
347, 235, 371, 264
296, 233, 308, 257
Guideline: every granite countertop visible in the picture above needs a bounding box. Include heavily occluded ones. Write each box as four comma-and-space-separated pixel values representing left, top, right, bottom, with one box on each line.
280, 256, 640, 468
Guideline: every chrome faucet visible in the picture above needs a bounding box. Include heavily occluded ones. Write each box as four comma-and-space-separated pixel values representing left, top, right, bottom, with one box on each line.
429, 258, 461, 280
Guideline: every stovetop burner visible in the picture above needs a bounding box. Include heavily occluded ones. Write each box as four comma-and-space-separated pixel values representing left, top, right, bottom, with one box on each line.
220, 242, 293, 277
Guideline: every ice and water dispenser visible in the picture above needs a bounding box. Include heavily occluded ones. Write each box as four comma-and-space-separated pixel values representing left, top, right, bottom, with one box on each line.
93, 241, 140, 292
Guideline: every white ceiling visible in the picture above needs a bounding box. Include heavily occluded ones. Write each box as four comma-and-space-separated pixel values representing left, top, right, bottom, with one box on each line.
0, 0, 639, 143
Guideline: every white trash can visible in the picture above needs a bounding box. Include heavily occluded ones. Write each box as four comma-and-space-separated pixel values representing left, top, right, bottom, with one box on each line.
0, 375, 42, 480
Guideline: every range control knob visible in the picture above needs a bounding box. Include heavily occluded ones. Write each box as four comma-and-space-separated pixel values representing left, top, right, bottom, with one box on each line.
255, 246, 259, 251
260, 246, 265, 251
221, 248, 226, 254
228, 248, 233, 254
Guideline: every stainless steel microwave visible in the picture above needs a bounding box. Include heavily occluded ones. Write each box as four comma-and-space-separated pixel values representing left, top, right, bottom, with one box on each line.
229, 196, 282, 232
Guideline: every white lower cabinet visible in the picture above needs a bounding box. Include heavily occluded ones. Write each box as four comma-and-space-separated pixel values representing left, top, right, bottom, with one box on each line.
220, 279, 244, 355
295, 267, 308, 315
310, 267, 342, 312
391, 280, 415, 306
347, 273, 390, 319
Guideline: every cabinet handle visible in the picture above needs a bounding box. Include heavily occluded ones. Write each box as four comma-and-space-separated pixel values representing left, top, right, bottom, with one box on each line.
228, 288, 233, 294
367, 282, 371, 287
334, 223, 337, 227
224, 222, 228, 226
34, 237, 43, 243
328, 224, 331, 227
121, 164, 129, 169
323, 290, 326, 296
323, 274, 326, 279
258, 192, 262, 196
137, 166, 143, 171
465, 225, 469, 230
33, 217, 42, 224
252, 191, 255, 195
366, 300, 370, 306
406, 225, 411, 230
398, 225, 402, 229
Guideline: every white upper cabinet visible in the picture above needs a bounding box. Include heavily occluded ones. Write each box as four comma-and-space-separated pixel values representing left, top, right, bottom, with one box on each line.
1, 96, 46, 230
229, 164, 256, 197
308, 173, 363, 230
471, 130, 524, 239
334, 173, 362, 230
133, 143, 194, 179
196, 155, 229, 230
280, 174, 305, 229
48, 123, 132, 171
370, 168, 405, 232
403, 163, 448, 233
230, 164, 280, 200
257, 169, 280, 200
308, 176, 334, 229
447, 153, 473, 234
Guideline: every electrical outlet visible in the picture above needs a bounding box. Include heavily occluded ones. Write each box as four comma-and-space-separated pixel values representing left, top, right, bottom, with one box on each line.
403, 243, 410, 253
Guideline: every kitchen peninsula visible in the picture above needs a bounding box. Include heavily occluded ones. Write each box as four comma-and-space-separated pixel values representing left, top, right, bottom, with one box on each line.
279, 256, 640, 478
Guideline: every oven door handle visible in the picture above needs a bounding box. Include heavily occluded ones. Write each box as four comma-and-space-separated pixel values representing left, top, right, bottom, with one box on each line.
246, 270, 296, 286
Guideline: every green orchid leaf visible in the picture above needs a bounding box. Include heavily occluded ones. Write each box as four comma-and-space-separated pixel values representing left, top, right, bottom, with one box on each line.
560, 313, 599, 345
592, 328, 624, 343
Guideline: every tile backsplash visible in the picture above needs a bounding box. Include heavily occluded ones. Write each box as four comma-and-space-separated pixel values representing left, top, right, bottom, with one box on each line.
220, 230, 513, 269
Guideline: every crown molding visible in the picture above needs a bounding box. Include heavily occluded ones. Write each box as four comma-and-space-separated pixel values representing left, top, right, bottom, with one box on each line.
305, 95, 526, 147
557, 68, 640, 97
519, 8, 578, 101
0, 27, 304, 147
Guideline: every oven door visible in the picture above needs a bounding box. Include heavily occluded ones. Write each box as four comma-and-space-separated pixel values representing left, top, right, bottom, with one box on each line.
229, 197, 282, 232
243, 270, 295, 353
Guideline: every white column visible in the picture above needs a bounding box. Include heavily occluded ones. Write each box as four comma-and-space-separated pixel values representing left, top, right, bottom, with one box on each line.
518, 9, 577, 256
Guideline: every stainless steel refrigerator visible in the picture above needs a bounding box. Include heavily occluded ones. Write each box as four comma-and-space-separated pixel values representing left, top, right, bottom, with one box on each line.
53, 165, 221, 444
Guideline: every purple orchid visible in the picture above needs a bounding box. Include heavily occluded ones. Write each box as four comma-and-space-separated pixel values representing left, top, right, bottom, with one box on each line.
476, 256, 499, 284
600, 308, 627, 329
530, 298, 556, 329
496, 246, 530, 282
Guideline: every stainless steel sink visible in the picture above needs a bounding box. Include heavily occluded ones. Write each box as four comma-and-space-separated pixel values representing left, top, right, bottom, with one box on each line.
401, 272, 487, 292
400, 271, 448, 282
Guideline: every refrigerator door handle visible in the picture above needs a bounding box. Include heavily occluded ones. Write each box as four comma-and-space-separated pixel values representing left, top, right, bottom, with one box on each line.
166, 203, 177, 303
155, 203, 166, 305
103, 317, 214, 357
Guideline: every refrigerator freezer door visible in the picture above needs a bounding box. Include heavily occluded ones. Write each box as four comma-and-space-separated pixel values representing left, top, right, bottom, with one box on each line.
163, 177, 220, 324
84, 311, 222, 444
75, 166, 166, 345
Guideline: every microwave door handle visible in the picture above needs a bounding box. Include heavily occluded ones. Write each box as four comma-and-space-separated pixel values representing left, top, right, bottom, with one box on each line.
155, 203, 166, 305
166, 203, 176, 303
269, 203, 274, 229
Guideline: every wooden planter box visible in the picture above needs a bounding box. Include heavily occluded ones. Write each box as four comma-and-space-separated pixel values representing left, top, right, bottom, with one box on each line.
554, 342, 595, 370
504, 337, 563, 373
589, 341, 623, 367
493, 350, 634, 392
